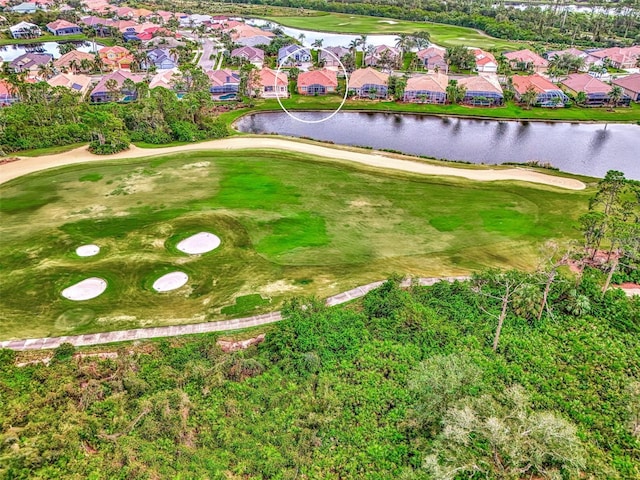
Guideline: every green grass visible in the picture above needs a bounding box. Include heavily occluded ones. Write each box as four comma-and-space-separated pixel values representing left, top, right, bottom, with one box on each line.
0, 33, 88, 46
15, 143, 87, 157
264, 12, 523, 50
0, 149, 590, 340
245, 95, 640, 123
220, 293, 271, 315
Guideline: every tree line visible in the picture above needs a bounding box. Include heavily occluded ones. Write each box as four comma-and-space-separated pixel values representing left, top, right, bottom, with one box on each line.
0, 65, 229, 155
215, 0, 640, 47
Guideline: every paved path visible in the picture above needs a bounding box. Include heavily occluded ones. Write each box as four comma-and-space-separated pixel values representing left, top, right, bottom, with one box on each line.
0, 276, 469, 351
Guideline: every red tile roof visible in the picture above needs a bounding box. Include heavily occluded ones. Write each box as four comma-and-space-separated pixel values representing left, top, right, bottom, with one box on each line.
612, 73, 640, 94
511, 73, 557, 94
561, 73, 610, 94
405, 73, 448, 93
505, 49, 548, 67
47, 19, 79, 30
349, 67, 389, 88
297, 69, 338, 88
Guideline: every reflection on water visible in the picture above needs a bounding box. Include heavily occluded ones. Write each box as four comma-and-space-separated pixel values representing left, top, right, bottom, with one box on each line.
235, 111, 640, 179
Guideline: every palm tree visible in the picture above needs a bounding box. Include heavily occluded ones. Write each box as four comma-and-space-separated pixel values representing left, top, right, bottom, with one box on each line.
80, 58, 92, 73
358, 34, 368, 67
395, 34, 409, 66
521, 85, 539, 109
608, 85, 623, 110
311, 39, 323, 49
298, 33, 306, 45
37, 63, 54, 80
575, 91, 587, 106
105, 79, 120, 102
412, 31, 430, 49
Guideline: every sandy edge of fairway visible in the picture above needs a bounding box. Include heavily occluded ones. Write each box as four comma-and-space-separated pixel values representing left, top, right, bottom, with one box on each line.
0, 138, 586, 190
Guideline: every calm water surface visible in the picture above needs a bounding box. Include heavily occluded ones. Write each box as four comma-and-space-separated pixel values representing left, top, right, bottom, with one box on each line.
0, 41, 103, 62
236, 111, 640, 179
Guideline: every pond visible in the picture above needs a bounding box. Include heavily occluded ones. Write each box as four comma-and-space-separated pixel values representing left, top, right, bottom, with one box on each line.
0, 41, 104, 62
235, 111, 640, 179
248, 19, 400, 48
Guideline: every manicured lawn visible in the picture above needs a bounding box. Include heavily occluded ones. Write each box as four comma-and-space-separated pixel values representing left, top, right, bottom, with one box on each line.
248, 95, 640, 123
0, 34, 88, 46
265, 12, 523, 50
0, 149, 589, 339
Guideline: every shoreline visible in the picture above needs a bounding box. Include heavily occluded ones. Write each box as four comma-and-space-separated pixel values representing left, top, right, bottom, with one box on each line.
234, 105, 640, 125
0, 137, 587, 190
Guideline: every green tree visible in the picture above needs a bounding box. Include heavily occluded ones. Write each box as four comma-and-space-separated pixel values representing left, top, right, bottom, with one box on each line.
520, 85, 538, 109
408, 353, 482, 431
423, 385, 586, 480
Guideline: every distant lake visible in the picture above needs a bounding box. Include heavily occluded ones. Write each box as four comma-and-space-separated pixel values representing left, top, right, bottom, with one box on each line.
236, 111, 640, 179
0, 41, 103, 62
248, 18, 400, 48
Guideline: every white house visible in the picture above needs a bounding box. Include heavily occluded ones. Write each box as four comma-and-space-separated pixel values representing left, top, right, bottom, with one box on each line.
10, 21, 42, 39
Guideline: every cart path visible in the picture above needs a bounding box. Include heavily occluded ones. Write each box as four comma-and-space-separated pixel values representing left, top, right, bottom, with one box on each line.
0, 137, 586, 190
1, 276, 469, 351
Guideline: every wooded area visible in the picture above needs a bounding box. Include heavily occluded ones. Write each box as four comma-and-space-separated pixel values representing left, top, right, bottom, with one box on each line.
1, 266, 639, 479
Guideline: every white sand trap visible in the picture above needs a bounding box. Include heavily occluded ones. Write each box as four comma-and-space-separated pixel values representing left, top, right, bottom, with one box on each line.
379, 20, 398, 24
176, 232, 221, 255
76, 244, 100, 257
62, 277, 107, 301
153, 271, 188, 292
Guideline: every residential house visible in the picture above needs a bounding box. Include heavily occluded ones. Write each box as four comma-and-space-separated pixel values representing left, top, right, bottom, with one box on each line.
54, 49, 95, 72
545, 47, 603, 71
589, 46, 640, 70
365, 45, 400, 69
146, 48, 177, 70
9, 21, 41, 39
89, 70, 143, 102
148, 68, 180, 91
561, 73, 629, 106
207, 69, 240, 100
46, 20, 82, 36
227, 24, 274, 43
278, 45, 311, 66
0, 79, 19, 107
417, 46, 447, 72
230, 46, 264, 68
144, 36, 185, 49
512, 73, 568, 107
297, 69, 338, 95
458, 76, 504, 106
504, 49, 549, 73
319, 46, 350, 69
179, 14, 212, 27
9, 53, 53, 76
47, 73, 92, 95
612, 73, 640, 102
11, 2, 38, 13
349, 67, 389, 98
98, 45, 133, 70
253, 67, 288, 99
403, 73, 448, 103
471, 48, 498, 73
236, 35, 274, 48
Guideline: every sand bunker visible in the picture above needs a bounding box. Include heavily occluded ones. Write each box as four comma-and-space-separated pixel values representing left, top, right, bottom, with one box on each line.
176, 232, 221, 255
153, 271, 188, 292
76, 244, 100, 257
379, 20, 398, 24
61, 277, 107, 301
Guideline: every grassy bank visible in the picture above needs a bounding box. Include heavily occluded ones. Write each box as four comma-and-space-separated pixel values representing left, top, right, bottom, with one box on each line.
0, 33, 88, 46
265, 12, 523, 50
0, 149, 589, 339
242, 95, 640, 123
